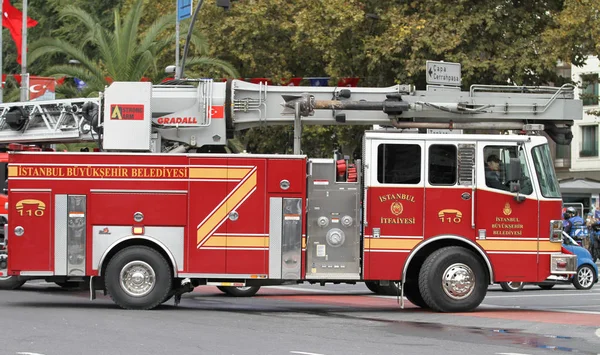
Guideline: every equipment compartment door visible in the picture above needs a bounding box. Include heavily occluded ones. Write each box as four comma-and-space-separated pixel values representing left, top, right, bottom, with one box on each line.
475, 141, 540, 282
187, 158, 229, 274
365, 140, 425, 280
8, 191, 53, 273
225, 158, 266, 275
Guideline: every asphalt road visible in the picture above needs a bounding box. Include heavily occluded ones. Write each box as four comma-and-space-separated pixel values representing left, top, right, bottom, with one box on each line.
0, 281, 599, 355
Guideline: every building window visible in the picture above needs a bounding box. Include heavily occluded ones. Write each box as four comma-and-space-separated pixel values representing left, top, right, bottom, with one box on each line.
555, 143, 570, 159
428, 144, 457, 185
581, 74, 599, 106
377, 143, 421, 184
580, 125, 599, 157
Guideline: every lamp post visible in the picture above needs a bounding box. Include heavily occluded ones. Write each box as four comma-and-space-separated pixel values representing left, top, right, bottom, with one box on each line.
179, 0, 231, 80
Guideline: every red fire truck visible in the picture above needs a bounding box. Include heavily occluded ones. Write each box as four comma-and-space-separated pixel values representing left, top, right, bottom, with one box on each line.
0, 77, 581, 312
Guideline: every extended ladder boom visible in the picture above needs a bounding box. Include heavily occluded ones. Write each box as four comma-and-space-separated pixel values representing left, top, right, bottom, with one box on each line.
0, 98, 101, 144
0, 79, 583, 150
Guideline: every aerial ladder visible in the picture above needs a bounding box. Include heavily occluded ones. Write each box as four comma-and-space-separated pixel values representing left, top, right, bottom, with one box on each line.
0, 79, 582, 154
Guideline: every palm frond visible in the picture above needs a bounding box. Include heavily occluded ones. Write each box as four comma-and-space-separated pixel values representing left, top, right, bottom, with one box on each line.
184, 57, 240, 78
28, 38, 106, 81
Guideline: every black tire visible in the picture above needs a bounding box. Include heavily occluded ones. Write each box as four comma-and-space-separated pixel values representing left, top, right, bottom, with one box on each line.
379, 282, 401, 296
216, 286, 260, 297
537, 284, 555, 290
105, 246, 173, 310
500, 281, 525, 292
364, 281, 380, 293
418, 246, 488, 312
573, 265, 596, 290
403, 280, 429, 308
0, 276, 25, 290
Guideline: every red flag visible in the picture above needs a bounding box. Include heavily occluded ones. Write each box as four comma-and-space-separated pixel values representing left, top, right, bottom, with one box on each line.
29, 76, 55, 100
2, 0, 38, 65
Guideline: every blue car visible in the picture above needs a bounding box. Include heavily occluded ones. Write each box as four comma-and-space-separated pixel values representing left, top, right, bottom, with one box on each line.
499, 233, 598, 292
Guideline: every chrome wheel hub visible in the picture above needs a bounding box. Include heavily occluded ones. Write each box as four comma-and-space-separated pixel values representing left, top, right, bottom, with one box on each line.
442, 263, 475, 300
578, 267, 593, 288
119, 261, 156, 297
507, 281, 523, 289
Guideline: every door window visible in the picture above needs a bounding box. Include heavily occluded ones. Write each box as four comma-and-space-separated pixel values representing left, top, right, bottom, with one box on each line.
483, 145, 533, 195
428, 144, 457, 186
377, 144, 421, 184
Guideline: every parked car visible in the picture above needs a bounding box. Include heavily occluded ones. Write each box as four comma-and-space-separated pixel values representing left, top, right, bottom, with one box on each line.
499, 233, 598, 292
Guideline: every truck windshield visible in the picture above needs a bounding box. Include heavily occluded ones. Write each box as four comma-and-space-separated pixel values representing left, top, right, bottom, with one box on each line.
531, 144, 561, 198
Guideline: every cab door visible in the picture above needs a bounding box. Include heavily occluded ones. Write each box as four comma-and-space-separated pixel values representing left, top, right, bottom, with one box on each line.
424, 142, 477, 240
364, 139, 425, 280
475, 141, 539, 282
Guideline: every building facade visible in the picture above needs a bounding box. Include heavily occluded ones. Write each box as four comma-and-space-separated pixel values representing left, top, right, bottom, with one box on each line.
552, 57, 600, 215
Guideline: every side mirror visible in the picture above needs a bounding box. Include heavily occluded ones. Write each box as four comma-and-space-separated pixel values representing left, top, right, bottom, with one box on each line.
506, 157, 525, 202
506, 158, 521, 182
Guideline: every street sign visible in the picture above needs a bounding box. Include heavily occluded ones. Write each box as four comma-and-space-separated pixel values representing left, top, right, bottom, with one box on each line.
178, 0, 193, 21
426, 61, 461, 86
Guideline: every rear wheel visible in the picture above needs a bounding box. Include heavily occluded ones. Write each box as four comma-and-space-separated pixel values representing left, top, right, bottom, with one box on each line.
379, 282, 401, 296
500, 281, 524, 292
418, 246, 488, 312
105, 246, 173, 310
0, 276, 25, 290
364, 281, 380, 293
403, 280, 428, 308
573, 265, 596, 290
216, 286, 260, 297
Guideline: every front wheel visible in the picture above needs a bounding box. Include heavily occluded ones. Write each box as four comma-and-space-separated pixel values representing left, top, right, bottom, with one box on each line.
0, 276, 25, 290
105, 246, 173, 310
500, 281, 525, 292
217, 286, 260, 297
418, 246, 488, 312
573, 265, 596, 290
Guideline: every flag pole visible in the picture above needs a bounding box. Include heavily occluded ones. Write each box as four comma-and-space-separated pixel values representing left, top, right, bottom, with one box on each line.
175, 0, 180, 80
19, 0, 27, 102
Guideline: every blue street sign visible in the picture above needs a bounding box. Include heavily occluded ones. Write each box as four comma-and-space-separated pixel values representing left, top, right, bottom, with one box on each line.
177, 0, 192, 21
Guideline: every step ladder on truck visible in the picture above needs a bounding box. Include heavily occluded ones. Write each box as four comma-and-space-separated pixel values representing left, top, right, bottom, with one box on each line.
0, 71, 582, 312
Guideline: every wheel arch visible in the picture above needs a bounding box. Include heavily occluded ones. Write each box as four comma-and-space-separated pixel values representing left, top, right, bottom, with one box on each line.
402, 235, 494, 284
98, 236, 178, 278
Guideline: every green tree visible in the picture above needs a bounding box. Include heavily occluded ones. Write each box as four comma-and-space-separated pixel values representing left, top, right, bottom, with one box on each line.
25, 0, 239, 97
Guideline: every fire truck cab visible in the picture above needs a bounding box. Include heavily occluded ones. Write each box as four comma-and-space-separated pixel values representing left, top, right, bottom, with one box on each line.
0, 78, 581, 312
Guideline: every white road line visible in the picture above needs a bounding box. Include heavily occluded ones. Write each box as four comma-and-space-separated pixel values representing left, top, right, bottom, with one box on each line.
495, 353, 531, 355
17, 352, 46, 355
290, 351, 325, 355
596, 328, 600, 337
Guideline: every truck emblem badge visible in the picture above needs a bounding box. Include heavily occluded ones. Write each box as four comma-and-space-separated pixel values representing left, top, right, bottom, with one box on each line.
461, 192, 470, 200
390, 202, 403, 216
99, 227, 111, 235
503, 203, 512, 216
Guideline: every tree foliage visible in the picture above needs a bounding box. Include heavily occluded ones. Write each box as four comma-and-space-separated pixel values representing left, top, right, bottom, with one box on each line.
24, 0, 238, 96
